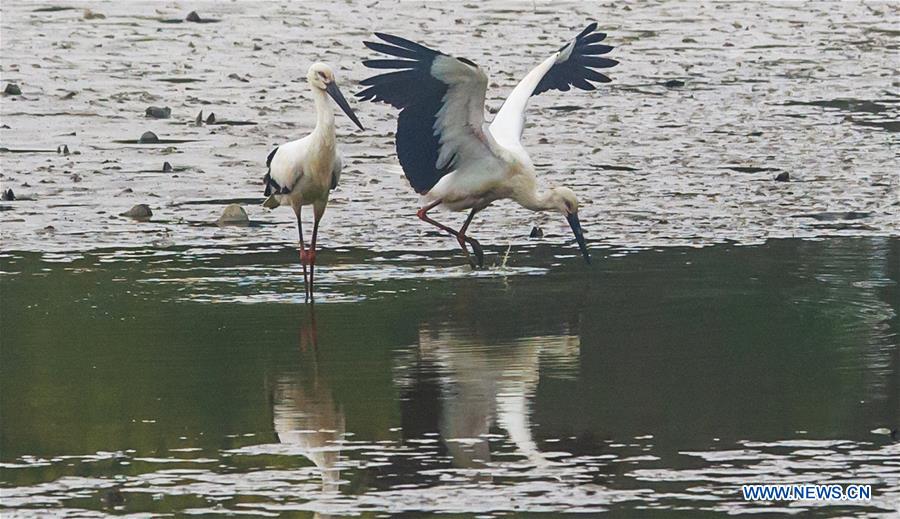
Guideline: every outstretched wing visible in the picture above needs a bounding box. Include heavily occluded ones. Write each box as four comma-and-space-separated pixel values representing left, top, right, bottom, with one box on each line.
357, 33, 495, 194
490, 23, 617, 150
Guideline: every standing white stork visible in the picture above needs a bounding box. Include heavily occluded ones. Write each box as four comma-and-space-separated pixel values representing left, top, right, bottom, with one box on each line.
263, 62, 364, 301
357, 23, 617, 267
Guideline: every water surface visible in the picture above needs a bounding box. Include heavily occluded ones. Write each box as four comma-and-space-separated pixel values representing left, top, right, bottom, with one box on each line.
2, 237, 898, 516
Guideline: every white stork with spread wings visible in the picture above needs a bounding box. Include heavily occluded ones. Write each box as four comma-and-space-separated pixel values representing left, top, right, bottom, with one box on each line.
357, 23, 617, 267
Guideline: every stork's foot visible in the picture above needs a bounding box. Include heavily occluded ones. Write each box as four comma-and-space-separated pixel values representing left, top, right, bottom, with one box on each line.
468, 239, 484, 269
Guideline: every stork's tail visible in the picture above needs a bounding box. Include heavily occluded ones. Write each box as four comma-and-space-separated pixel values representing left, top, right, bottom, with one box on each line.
262, 172, 282, 209
262, 146, 286, 209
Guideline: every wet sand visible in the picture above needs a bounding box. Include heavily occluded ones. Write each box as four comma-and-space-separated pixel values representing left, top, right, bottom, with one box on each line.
1, 1, 897, 256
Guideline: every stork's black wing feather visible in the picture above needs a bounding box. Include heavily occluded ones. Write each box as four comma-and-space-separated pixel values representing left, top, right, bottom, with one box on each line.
263, 146, 286, 196
357, 34, 456, 194
533, 23, 617, 96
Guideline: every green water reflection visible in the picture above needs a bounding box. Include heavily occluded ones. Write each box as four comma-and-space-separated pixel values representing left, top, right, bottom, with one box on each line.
1, 237, 897, 515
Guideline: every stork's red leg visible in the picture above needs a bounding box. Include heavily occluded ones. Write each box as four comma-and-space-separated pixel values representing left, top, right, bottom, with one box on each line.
417, 201, 479, 268
308, 210, 322, 302
296, 209, 310, 301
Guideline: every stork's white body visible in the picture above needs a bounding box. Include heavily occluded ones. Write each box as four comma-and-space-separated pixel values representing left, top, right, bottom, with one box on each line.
266, 89, 343, 217
424, 54, 558, 213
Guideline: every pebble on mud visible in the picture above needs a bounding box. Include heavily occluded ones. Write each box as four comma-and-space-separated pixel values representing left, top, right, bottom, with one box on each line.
145, 106, 172, 119
664, 79, 685, 88
162, 161, 173, 172
138, 131, 159, 144
206, 112, 216, 124
529, 226, 544, 238
217, 204, 250, 226
195, 110, 203, 126
83, 9, 105, 20
774, 172, 790, 182
121, 204, 152, 220
2, 189, 15, 201
4, 83, 22, 96
185, 11, 202, 22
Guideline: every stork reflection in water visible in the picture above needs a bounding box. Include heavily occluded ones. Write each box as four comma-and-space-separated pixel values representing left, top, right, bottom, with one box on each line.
272, 308, 344, 493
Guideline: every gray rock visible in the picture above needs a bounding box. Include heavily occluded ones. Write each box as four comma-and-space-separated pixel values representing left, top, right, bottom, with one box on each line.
185, 11, 201, 22
162, 161, 173, 172
206, 112, 216, 124
4, 83, 21, 95
774, 171, 790, 182
2, 189, 15, 201
121, 204, 152, 220
217, 204, 250, 226
663, 79, 685, 88
529, 226, 543, 238
195, 110, 203, 126
138, 131, 159, 144
145, 106, 171, 119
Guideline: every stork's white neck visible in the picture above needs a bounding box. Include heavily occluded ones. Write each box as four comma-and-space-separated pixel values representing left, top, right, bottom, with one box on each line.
311, 87, 335, 138
514, 185, 558, 213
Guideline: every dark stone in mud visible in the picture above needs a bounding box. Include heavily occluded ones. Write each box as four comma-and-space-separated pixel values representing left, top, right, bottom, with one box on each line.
195, 110, 203, 126
2, 189, 15, 201
145, 106, 171, 119
217, 204, 250, 226
4, 83, 22, 96
663, 79, 685, 88
184, 11, 219, 23
529, 226, 543, 238
62, 145, 70, 155
138, 131, 159, 144
162, 161, 173, 172
121, 204, 152, 220
206, 112, 216, 124
774, 171, 790, 182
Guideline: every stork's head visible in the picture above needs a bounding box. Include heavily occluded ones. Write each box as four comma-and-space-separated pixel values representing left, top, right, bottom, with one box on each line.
306, 62, 364, 131
307, 62, 335, 89
550, 187, 590, 265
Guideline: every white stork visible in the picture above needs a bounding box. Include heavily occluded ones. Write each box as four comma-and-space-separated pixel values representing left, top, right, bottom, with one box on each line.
357, 23, 617, 267
263, 62, 364, 301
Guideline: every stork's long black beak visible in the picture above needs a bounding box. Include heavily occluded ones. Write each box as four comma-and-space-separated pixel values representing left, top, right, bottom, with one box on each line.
566, 212, 591, 264
325, 82, 365, 131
